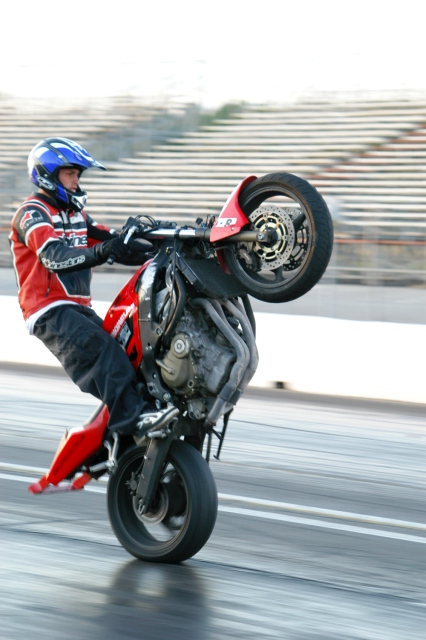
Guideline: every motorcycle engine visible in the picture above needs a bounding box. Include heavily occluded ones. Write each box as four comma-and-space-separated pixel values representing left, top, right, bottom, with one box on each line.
156, 307, 236, 420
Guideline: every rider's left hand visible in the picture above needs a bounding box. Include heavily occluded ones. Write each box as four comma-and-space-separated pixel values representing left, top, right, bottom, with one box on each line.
116, 239, 154, 265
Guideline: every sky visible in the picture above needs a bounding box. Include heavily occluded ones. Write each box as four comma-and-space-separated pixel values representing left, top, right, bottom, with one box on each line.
1, 0, 426, 107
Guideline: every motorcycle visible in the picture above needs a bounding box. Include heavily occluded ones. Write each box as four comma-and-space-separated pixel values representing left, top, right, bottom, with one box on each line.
28, 172, 333, 563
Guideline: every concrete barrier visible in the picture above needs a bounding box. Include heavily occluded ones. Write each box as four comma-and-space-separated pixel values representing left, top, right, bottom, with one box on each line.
2, 296, 425, 404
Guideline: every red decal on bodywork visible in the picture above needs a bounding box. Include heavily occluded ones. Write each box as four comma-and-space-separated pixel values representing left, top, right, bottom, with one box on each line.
103, 263, 149, 370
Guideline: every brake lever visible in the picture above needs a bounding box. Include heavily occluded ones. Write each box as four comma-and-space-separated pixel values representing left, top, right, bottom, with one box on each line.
123, 225, 138, 245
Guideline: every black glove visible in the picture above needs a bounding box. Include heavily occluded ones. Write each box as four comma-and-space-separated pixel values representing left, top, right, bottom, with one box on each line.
117, 239, 154, 265
95, 235, 128, 263
95, 236, 153, 265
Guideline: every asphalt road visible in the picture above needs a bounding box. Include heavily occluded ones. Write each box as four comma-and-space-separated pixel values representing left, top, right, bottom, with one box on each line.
1, 365, 425, 639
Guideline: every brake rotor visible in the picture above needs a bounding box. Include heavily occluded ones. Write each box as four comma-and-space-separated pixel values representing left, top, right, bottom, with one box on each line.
133, 484, 169, 525
249, 204, 296, 270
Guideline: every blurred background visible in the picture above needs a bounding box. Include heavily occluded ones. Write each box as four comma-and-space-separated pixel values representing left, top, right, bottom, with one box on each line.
2, 0, 426, 401
1, 0, 426, 293
2, 92, 426, 288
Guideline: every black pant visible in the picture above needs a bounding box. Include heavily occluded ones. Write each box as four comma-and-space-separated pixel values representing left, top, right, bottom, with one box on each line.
33, 304, 149, 434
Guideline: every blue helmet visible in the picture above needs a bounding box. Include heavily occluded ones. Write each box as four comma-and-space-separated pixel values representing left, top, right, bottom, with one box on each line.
27, 137, 106, 211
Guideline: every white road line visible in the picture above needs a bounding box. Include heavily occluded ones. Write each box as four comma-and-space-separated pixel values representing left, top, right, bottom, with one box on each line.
217, 493, 426, 532
1, 462, 425, 532
1, 470, 426, 544
0, 463, 47, 474
1, 473, 49, 484
218, 506, 426, 544
219, 506, 426, 544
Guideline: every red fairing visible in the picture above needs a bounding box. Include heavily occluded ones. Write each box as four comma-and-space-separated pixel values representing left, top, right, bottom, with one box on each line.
28, 404, 109, 493
28, 262, 150, 495
209, 176, 257, 243
102, 263, 149, 370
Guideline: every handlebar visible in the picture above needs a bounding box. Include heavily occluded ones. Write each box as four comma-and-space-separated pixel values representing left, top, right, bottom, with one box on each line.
105, 223, 274, 267
140, 227, 273, 243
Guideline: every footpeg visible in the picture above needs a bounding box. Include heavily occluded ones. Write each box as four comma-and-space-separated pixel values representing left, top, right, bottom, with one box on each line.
147, 427, 171, 439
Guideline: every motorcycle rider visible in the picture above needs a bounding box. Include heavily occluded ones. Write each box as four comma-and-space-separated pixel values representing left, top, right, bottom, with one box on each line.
9, 137, 178, 438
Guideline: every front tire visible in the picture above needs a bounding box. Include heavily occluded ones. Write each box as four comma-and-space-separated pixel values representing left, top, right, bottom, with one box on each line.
226, 172, 334, 303
107, 440, 218, 563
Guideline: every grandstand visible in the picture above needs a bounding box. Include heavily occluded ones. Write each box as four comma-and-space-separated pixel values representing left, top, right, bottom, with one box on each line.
2, 95, 426, 283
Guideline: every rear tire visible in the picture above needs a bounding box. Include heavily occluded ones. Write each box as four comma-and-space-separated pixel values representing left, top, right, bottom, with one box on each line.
107, 440, 218, 563
226, 172, 333, 303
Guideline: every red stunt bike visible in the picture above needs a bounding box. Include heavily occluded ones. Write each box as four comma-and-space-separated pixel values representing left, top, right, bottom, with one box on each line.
29, 172, 333, 563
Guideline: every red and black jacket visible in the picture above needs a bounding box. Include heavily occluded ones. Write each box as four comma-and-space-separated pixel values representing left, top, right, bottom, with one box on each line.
9, 192, 114, 321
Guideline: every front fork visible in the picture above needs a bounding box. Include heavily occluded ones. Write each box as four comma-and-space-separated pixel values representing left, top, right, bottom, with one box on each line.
135, 435, 173, 514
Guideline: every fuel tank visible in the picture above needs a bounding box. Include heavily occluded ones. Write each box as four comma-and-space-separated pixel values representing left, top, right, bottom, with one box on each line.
102, 264, 148, 370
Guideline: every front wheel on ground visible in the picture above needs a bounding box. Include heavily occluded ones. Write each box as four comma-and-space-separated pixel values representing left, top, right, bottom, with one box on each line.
107, 440, 218, 563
